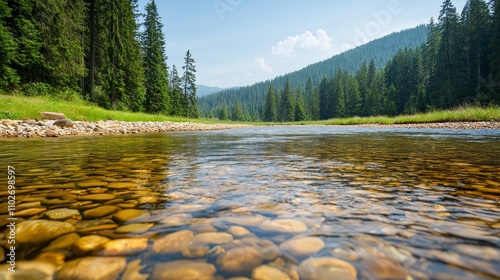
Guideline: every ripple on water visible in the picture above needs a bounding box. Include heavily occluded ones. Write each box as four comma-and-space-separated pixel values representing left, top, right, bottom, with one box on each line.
0, 127, 499, 279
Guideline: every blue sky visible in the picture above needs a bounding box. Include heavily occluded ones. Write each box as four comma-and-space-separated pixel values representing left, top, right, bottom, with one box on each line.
137, 0, 468, 88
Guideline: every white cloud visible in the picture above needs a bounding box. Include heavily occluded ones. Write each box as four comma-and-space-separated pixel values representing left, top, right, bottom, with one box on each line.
272, 28, 333, 57
254, 57, 273, 73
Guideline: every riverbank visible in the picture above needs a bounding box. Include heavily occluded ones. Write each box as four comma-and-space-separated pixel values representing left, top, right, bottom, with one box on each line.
360, 121, 500, 130
0, 119, 248, 138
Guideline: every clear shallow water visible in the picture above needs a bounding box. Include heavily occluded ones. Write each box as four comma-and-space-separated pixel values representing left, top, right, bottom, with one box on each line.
0, 126, 499, 279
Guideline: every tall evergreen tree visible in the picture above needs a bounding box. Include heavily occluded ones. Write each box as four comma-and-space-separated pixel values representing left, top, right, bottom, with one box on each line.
436, 0, 460, 107
0, 0, 17, 89
263, 85, 278, 122
231, 103, 244, 121
99, 0, 145, 111
319, 77, 331, 120
462, 0, 491, 101
332, 70, 346, 118
142, 0, 169, 114
169, 65, 183, 116
490, 0, 500, 101
424, 18, 441, 107
182, 50, 198, 118
279, 78, 295, 122
294, 86, 306, 121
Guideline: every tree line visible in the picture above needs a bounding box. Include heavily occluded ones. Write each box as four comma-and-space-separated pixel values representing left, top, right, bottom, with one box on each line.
216, 0, 500, 122
0, 0, 198, 118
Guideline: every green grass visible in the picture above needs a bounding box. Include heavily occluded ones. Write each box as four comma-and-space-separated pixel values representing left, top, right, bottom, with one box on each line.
0, 94, 213, 123
323, 105, 500, 125
1, 94, 498, 125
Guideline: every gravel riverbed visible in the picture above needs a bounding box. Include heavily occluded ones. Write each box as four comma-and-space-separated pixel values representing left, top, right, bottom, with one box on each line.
360, 121, 500, 130
0, 118, 249, 138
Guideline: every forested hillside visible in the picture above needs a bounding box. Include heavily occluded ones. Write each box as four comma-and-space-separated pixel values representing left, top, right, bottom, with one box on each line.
0, 0, 199, 117
198, 25, 428, 120
201, 0, 500, 122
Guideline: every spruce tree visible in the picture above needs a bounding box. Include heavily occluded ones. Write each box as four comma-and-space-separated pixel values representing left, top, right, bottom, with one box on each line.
231, 103, 244, 121
491, 0, 500, 101
263, 86, 278, 122
169, 65, 183, 115
294, 87, 306, 121
99, 0, 145, 111
319, 77, 331, 120
0, 0, 17, 90
279, 78, 295, 122
182, 50, 198, 118
142, 0, 169, 114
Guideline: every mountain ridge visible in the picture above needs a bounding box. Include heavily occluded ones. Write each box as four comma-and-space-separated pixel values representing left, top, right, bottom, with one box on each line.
198, 25, 428, 117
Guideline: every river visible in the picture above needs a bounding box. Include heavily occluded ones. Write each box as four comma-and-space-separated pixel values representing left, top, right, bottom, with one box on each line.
0, 126, 499, 279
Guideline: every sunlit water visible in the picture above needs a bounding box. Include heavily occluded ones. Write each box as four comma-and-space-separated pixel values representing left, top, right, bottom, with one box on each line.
1, 126, 499, 279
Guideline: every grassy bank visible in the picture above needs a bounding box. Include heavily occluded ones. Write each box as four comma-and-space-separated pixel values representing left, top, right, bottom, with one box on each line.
322, 106, 500, 125
0, 94, 209, 123
1, 94, 499, 125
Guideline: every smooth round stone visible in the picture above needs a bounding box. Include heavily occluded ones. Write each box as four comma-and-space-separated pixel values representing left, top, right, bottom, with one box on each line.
16, 201, 42, 210
16, 220, 75, 244
153, 230, 194, 254
152, 260, 216, 280
43, 208, 80, 220
217, 246, 264, 273
138, 196, 157, 204
107, 182, 136, 189
280, 237, 325, 257
16, 207, 47, 217
42, 233, 80, 252
97, 238, 148, 256
115, 223, 154, 234
159, 213, 193, 226
77, 181, 109, 188
122, 259, 148, 280
84, 206, 121, 219
298, 257, 357, 280
35, 251, 66, 267
260, 219, 307, 233
0, 261, 56, 280
228, 226, 251, 237
361, 257, 410, 280
222, 215, 267, 227
57, 257, 126, 280
73, 235, 110, 255
252, 265, 291, 280
182, 243, 211, 258
78, 194, 116, 201
113, 209, 150, 223
193, 232, 234, 245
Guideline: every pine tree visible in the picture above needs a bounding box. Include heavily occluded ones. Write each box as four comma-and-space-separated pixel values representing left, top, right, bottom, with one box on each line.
169, 65, 183, 115
319, 77, 331, 120
344, 73, 362, 116
490, 0, 500, 102
437, 0, 460, 107
424, 18, 441, 107
0, 0, 17, 90
294, 87, 306, 121
231, 103, 244, 121
142, 0, 169, 114
182, 50, 198, 118
99, 0, 145, 111
461, 0, 491, 102
279, 78, 295, 122
219, 104, 229, 120
356, 61, 369, 116
263, 85, 278, 122
333, 70, 346, 118
305, 77, 319, 120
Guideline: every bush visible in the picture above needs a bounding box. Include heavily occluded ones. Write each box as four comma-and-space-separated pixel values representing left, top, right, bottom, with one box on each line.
22, 82, 53, 97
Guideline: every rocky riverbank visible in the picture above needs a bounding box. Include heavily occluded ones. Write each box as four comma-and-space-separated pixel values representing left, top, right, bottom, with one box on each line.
360, 121, 500, 130
0, 115, 248, 138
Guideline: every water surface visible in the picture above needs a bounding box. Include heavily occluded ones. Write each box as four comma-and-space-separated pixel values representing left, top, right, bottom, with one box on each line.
1, 126, 499, 279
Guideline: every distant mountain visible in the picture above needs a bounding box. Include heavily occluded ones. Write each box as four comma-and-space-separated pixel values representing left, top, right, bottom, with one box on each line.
198, 25, 427, 116
196, 85, 225, 97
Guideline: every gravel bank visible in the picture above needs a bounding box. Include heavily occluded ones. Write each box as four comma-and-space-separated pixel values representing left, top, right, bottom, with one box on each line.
0, 118, 249, 138
360, 121, 500, 130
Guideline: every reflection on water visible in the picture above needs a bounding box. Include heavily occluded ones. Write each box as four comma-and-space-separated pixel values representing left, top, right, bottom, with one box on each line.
0, 126, 499, 279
